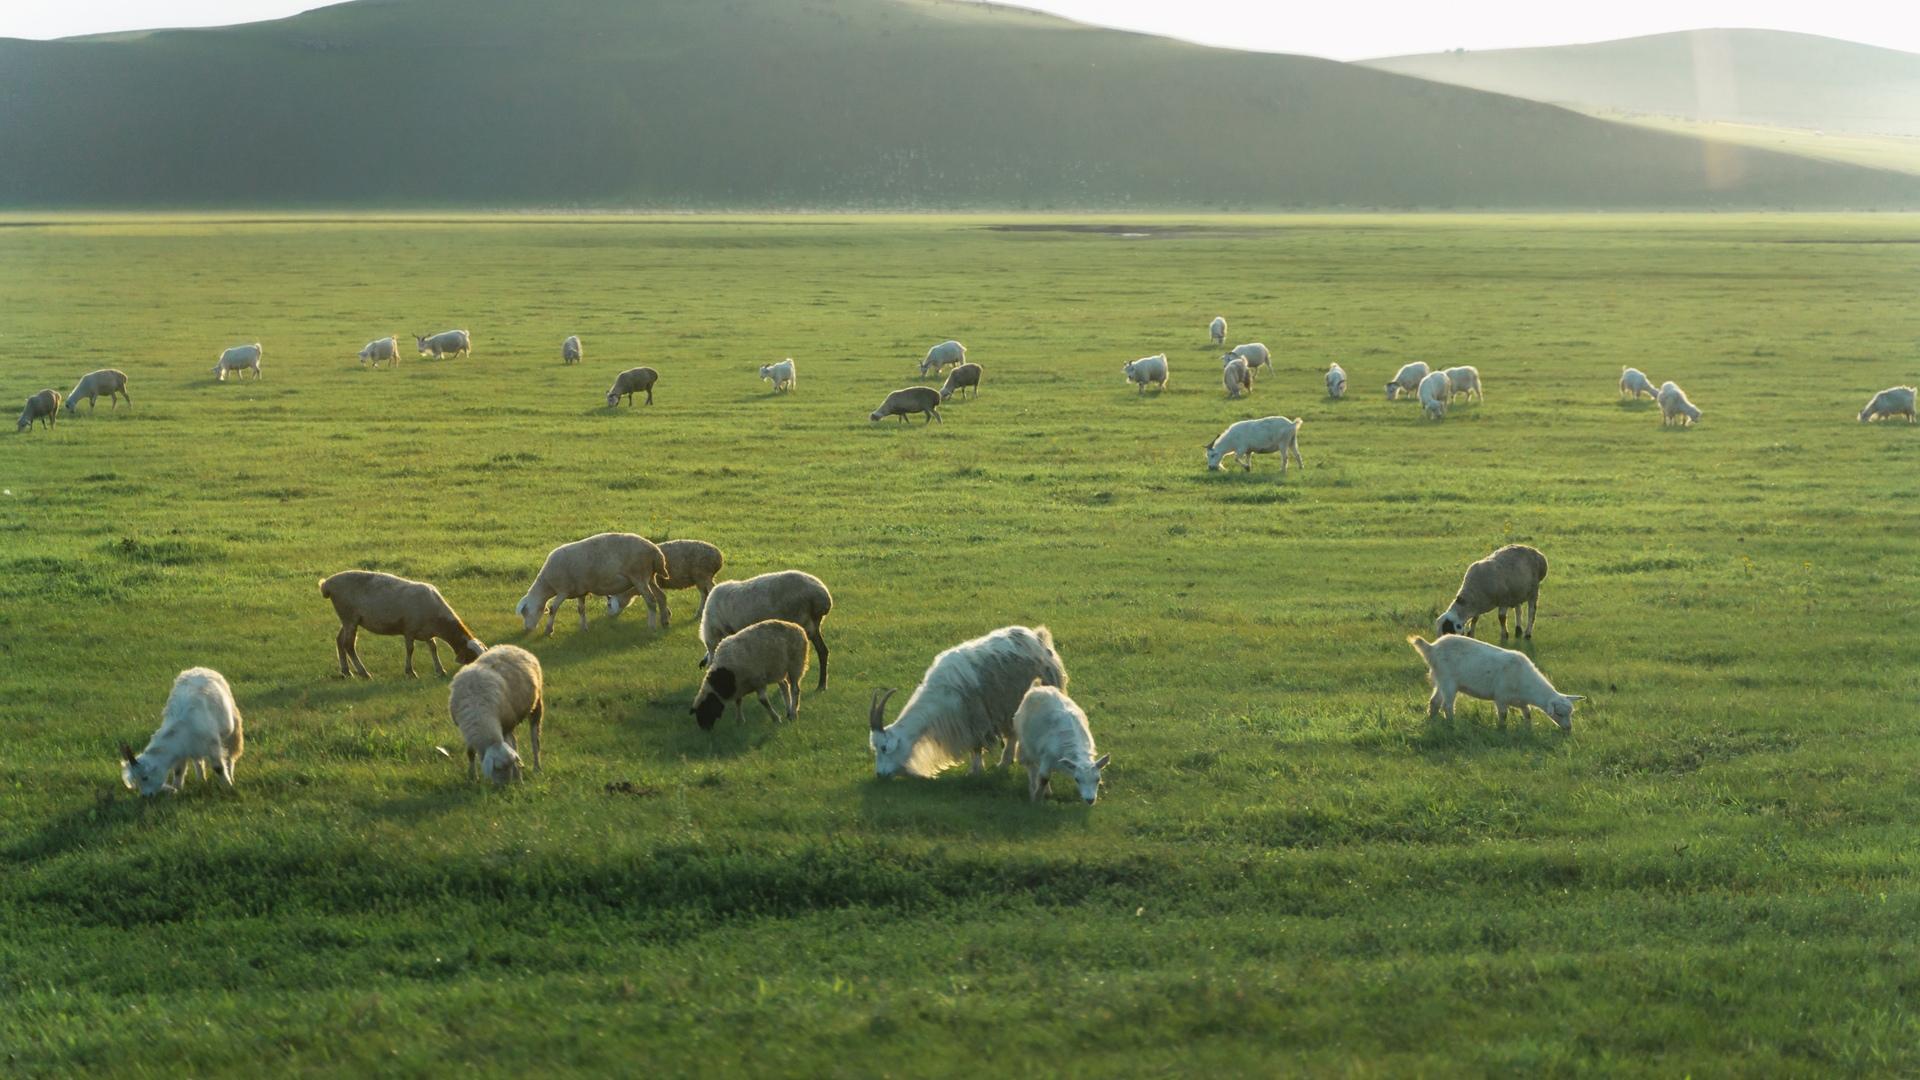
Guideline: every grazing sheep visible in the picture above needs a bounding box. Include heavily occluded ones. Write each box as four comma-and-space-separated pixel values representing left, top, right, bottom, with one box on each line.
698, 570, 833, 690
1326, 363, 1346, 399
319, 570, 486, 679
1013, 681, 1108, 804
1619, 367, 1658, 400
1435, 544, 1549, 641
359, 336, 400, 369
919, 340, 966, 378
871, 386, 942, 424
690, 619, 810, 729
212, 343, 262, 381
1418, 368, 1452, 419
1444, 365, 1482, 402
759, 358, 797, 393
1858, 385, 1916, 423
16, 389, 62, 431
65, 369, 129, 413
119, 668, 244, 796
869, 625, 1067, 779
1123, 354, 1169, 394
414, 329, 471, 359
1408, 634, 1581, 731
606, 366, 658, 407
447, 645, 543, 784
1385, 361, 1429, 400
1222, 343, 1271, 379
1209, 316, 1227, 345
1206, 415, 1304, 473
562, 335, 583, 364
516, 532, 668, 635
1659, 381, 1701, 427
939, 362, 982, 401
1223, 357, 1252, 399
616, 538, 725, 623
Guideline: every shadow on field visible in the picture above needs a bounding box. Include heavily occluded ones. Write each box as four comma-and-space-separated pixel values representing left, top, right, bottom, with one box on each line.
1403, 715, 1572, 759
246, 673, 439, 713
1617, 399, 1658, 412
4, 785, 189, 864
508, 619, 670, 671
854, 770, 1089, 836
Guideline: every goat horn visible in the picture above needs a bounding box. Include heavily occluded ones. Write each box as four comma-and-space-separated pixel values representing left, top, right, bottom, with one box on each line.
119, 741, 137, 765
869, 687, 897, 732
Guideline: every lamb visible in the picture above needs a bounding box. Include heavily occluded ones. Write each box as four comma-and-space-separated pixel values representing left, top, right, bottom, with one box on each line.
1444, 365, 1482, 402
516, 531, 668, 635
1222, 356, 1252, 399
606, 366, 658, 407
1013, 681, 1108, 803
447, 644, 544, 784
1408, 634, 1582, 731
615, 538, 724, 622
1222, 343, 1271, 379
119, 667, 244, 796
1385, 361, 1429, 400
869, 625, 1067, 779
359, 336, 400, 369
1619, 367, 1658, 400
65, 369, 129, 413
1858, 385, 1917, 423
1122, 354, 1169, 394
1209, 316, 1227, 345
690, 619, 810, 729
319, 570, 486, 679
1325, 363, 1346, 399
698, 569, 833, 690
1659, 380, 1701, 427
414, 329, 471, 359
871, 386, 942, 423
919, 340, 966, 377
212, 343, 262, 381
16, 389, 61, 432
1435, 544, 1548, 640
759, 358, 796, 393
1206, 415, 1304, 473
939, 362, 982, 401
562, 335, 583, 364
1418, 368, 1452, 419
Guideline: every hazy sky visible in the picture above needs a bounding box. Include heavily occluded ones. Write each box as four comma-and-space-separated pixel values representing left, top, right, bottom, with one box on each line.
2, 0, 1916, 59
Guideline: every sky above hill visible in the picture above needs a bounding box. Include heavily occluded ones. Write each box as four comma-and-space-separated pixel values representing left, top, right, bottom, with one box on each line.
3, 0, 1916, 58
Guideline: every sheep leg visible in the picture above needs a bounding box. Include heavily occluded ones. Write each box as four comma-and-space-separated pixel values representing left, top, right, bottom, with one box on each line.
644, 388, 653, 405
544, 600, 559, 637
215, 755, 236, 791
998, 737, 1016, 769
1496, 702, 1509, 729
756, 689, 779, 723
1029, 769, 1045, 801
426, 638, 447, 677
1441, 687, 1457, 723
786, 675, 800, 721
577, 596, 589, 631
1497, 609, 1510, 641
694, 583, 710, 620
1524, 595, 1538, 638
335, 624, 355, 677
969, 750, 984, 775
528, 699, 543, 770
403, 637, 420, 678
467, 748, 477, 782
197, 759, 209, 782
808, 625, 829, 690
341, 625, 371, 679
1427, 690, 1443, 720
646, 580, 667, 629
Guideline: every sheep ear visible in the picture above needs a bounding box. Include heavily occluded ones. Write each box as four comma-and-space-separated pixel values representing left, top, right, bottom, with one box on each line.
120, 741, 137, 766
1564, 695, 1585, 702
1093, 754, 1110, 770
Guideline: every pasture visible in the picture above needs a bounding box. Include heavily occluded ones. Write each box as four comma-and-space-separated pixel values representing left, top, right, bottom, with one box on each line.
2, 213, 1917, 1076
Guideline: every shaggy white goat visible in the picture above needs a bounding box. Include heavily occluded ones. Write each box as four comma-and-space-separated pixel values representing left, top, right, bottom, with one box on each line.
1409, 634, 1581, 731
120, 668, 244, 796
869, 625, 1067, 779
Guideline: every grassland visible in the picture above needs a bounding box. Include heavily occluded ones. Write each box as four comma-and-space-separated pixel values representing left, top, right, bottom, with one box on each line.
1596, 115, 1920, 177
1, 214, 1918, 1076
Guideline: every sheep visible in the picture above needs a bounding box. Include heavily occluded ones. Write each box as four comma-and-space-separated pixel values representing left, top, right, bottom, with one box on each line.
516, 531, 668, 635
919, 340, 966, 378
690, 619, 810, 729
447, 644, 543, 784
1619, 366, 1658, 400
119, 667, 244, 796
759, 358, 796, 393
1385, 361, 1429, 400
1326, 362, 1346, 399
1222, 343, 1271, 379
16, 389, 61, 432
1418, 368, 1452, 419
562, 335, 583, 364
212, 343, 262, 381
615, 538, 724, 622
606, 366, 658, 407
1013, 681, 1108, 803
1123, 354, 1169, 394
939, 362, 982, 401
414, 329, 471, 359
1659, 381, 1701, 427
1444, 365, 1483, 402
359, 336, 400, 369
65, 369, 129, 413
1858, 385, 1917, 423
1408, 634, 1582, 731
319, 570, 486, 679
1206, 415, 1304, 473
1209, 316, 1227, 345
698, 569, 832, 690
869, 625, 1067, 779
1435, 544, 1548, 641
871, 386, 942, 424
1223, 357, 1252, 399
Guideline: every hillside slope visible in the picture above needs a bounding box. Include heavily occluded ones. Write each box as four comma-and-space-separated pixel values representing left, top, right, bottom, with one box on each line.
2, 1, 1917, 209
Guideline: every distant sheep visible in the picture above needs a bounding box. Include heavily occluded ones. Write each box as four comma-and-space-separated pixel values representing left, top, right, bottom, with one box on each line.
1223, 357, 1252, 399
1659, 381, 1701, 427
516, 531, 668, 635
919, 340, 966, 378
690, 619, 810, 729
1619, 367, 1658, 400
1206, 415, 1304, 473
447, 645, 544, 784
698, 569, 832, 690
562, 335, 583, 364
1209, 316, 1227, 345
65, 369, 129, 413
212, 343, 262, 381
1859, 385, 1916, 423
1418, 369, 1452, 419
1385, 361, 1428, 400
617, 538, 725, 623
1409, 634, 1582, 731
1444, 365, 1482, 402
1436, 544, 1548, 641
16, 389, 62, 431
759, 358, 796, 393
320, 570, 485, 679
414, 329, 471, 359
606, 366, 658, 407
359, 336, 400, 369
1222, 343, 1271, 379
1325, 363, 1346, 399
1123, 354, 1169, 393
939, 362, 982, 401
1013, 681, 1108, 803
869, 625, 1066, 779
120, 667, 244, 796
871, 386, 942, 424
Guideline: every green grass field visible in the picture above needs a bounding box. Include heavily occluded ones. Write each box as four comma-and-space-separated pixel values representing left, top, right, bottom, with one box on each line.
2, 214, 1918, 1076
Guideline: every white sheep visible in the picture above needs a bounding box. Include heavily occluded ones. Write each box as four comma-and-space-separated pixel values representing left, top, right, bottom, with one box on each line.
1222, 343, 1271, 379
414, 329, 471, 359
447, 644, 544, 784
1659, 381, 1701, 427
359, 336, 400, 369
1409, 634, 1582, 731
320, 570, 486, 678
1435, 544, 1548, 640
1385, 361, 1429, 400
1013, 681, 1108, 803
65, 369, 129, 413
623, 538, 725, 622
606, 366, 658, 406
1205, 415, 1304, 473
1209, 316, 1227, 345
869, 625, 1067, 779
119, 668, 244, 796
919, 340, 966, 378
1444, 365, 1482, 402
1858, 385, 1916, 423
516, 531, 668, 635
1619, 367, 1658, 400
939, 362, 982, 401
690, 618, 810, 729
212, 343, 262, 381
1123, 354, 1169, 394
1418, 368, 1452, 419
1325, 363, 1346, 399
562, 335, 583, 364
760, 358, 797, 393
16, 389, 61, 432
1223, 356, 1252, 399
698, 569, 833, 690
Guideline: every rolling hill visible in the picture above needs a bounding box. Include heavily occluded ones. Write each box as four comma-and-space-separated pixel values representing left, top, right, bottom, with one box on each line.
2, 1, 1917, 209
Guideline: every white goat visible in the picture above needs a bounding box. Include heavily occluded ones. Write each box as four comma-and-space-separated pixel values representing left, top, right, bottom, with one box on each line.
1013, 681, 1108, 803
1444, 365, 1482, 402
1385, 361, 1428, 400
212, 343, 262, 381
1123, 354, 1169, 394
1418, 369, 1452, 419
1659, 381, 1701, 427
1409, 634, 1582, 731
1209, 316, 1227, 345
359, 336, 400, 368
919, 340, 966, 377
1859, 386, 1916, 423
1619, 367, 1657, 400
1325, 363, 1346, 399
1206, 415, 1304, 472
760, 358, 797, 393
120, 668, 244, 796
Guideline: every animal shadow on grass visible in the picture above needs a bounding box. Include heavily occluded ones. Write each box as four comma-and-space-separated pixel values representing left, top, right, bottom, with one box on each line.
856, 768, 1086, 837
653, 693, 792, 761
246, 674, 433, 714
367, 782, 496, 825
514, 613, 670, 671
1407, 710, 1571, 759
1617, 399, 1658, 412
5, 786, 185, 863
